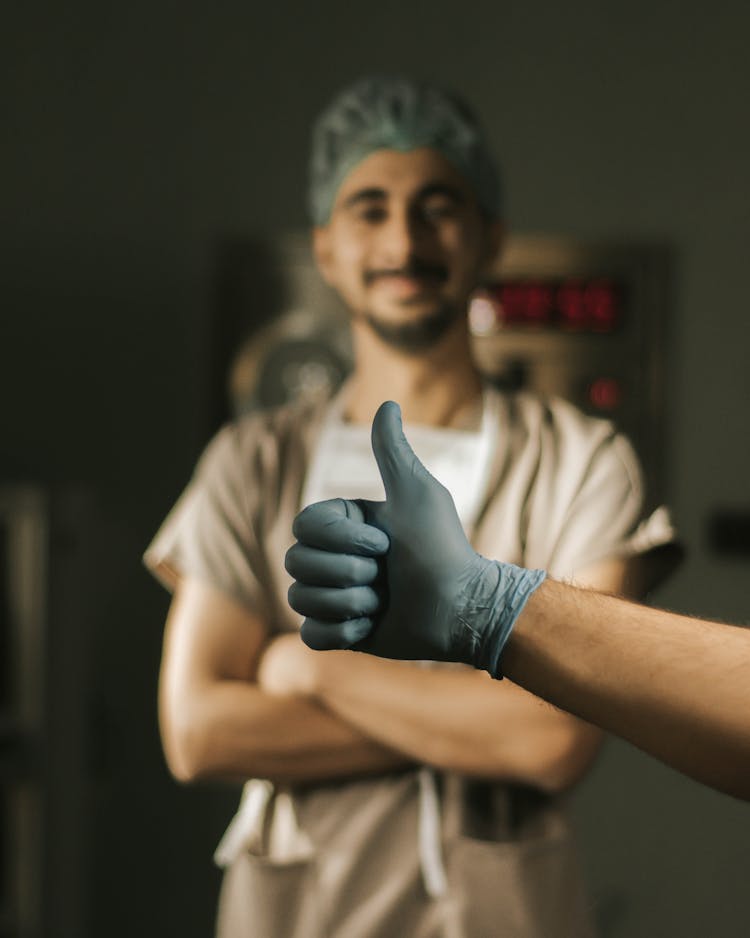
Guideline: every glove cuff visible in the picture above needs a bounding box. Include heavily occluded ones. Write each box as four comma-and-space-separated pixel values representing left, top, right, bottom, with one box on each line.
470, 561, 547, 678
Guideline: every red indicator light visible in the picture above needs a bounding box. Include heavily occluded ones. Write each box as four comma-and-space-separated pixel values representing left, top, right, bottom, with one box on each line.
588, 377, 623, 410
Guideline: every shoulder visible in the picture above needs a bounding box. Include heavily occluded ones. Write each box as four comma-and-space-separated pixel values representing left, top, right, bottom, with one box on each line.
493, 387, 634, 453
491, 387, 612, 440
487, 387, 643, 494
196, 396, 329, 479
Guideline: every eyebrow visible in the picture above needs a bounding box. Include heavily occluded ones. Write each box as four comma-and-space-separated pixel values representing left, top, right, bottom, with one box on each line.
342, 187, 387, 209
341, 181, 468, 210
417, 183, 466, 203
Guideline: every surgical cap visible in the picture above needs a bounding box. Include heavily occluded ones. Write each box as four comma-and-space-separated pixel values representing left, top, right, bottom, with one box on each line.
308, 76, 503, 224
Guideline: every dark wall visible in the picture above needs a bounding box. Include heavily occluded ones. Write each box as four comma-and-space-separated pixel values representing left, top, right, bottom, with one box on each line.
2, 3, 749, 937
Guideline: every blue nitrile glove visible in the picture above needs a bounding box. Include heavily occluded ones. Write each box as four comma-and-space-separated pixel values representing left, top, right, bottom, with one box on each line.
286, 401, 547, 677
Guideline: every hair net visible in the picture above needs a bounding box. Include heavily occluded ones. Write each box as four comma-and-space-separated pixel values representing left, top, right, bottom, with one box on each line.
308, 76, 503, 224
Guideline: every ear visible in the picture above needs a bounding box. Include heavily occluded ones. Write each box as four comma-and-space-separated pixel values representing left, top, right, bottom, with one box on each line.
480, 220, 504, 273
312, 225, 336, 286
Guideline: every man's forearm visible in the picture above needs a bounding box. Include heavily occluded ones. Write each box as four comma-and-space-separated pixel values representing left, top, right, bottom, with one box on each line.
310, 652, 601, 790
502, 579, 750, 799
162, 678, 409, 785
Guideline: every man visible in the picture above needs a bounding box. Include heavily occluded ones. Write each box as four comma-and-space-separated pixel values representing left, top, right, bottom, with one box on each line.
285, 401, 747, 802
145, 76, 677, 937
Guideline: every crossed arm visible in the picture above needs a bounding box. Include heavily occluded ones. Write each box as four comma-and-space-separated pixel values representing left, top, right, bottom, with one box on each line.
158, 558, 635, 791
158, 577, 405, 785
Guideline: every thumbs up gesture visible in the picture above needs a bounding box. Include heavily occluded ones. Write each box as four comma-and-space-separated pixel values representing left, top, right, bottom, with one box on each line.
286, 401, 546, 676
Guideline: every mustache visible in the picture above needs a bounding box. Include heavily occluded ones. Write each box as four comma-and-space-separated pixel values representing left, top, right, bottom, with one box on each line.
363, 259, 449, 286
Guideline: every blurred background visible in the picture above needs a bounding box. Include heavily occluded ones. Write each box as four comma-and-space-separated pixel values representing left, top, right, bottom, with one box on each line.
2, 2, 749, 935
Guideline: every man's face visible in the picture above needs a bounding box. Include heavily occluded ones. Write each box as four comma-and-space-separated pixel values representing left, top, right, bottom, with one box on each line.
313, 147, 502, 354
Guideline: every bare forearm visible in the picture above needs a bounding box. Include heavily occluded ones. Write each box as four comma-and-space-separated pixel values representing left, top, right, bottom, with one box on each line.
159, 579, 409, 786
313, 654, 600, 789
503, 579, 750, 800
163, 679, 409, 785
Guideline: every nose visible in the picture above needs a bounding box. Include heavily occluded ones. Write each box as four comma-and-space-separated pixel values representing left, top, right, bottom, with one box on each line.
376, 207, 426, 268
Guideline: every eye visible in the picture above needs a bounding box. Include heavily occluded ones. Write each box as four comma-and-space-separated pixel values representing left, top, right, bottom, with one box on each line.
356, 204, 387, 224
420, 199, 459, 223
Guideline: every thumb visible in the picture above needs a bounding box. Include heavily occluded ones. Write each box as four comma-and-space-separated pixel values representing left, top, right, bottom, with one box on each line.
371, 400, 433, 504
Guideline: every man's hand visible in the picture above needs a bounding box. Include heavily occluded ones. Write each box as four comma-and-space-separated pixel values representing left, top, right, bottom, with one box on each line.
286, 401, 546, 675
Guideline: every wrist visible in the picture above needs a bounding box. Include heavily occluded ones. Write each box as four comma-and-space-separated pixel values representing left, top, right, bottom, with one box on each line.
307, 649, 355, 701
470, 561, 547, 678
450, 554, 499, 667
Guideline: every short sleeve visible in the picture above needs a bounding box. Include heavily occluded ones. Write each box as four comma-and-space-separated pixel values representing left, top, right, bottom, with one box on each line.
545, 430, 679, 580
498, 394, 684, 588
143, 423, 266, 614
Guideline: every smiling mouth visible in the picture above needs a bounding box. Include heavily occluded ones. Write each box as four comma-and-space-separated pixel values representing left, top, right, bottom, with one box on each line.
375, 274, 437, 292
365, 270, 448, 302
364, 262, 449, 289
369, 278, 447, 308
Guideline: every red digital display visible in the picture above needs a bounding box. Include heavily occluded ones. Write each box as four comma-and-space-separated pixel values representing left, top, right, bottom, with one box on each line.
470, 279, 623, 334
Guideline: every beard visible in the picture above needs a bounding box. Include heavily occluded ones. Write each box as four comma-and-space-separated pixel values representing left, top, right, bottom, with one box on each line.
356, 258, 466, 354
358, 301, 464, 354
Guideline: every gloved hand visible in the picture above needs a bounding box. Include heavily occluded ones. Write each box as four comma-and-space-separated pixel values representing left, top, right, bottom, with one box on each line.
286, 401, 546, 677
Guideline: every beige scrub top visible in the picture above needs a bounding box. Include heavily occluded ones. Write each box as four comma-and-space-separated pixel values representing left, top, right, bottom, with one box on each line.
145, 387, 679, 938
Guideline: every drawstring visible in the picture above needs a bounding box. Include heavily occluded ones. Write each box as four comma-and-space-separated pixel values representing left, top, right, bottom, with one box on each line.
213, 779, 314, 868
214, 769, 449, 901
418, 767, 448, 898
214, 779, 273, 867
